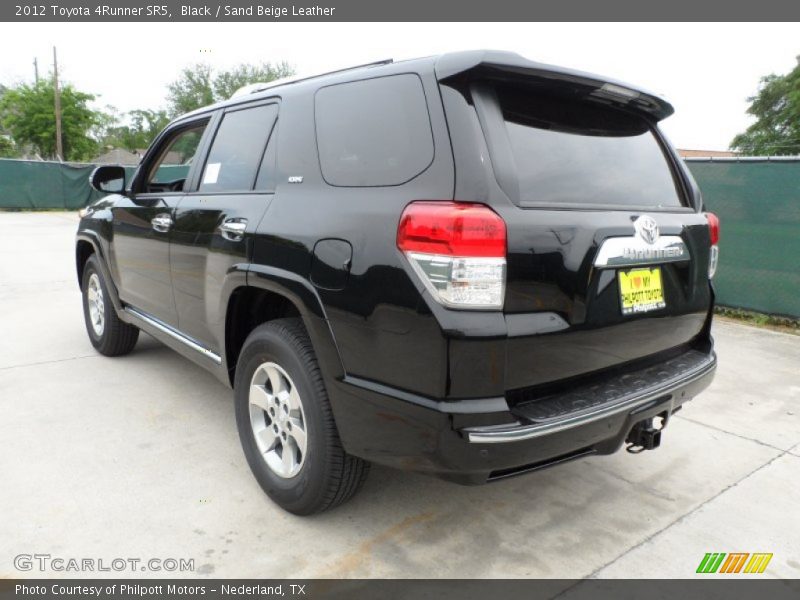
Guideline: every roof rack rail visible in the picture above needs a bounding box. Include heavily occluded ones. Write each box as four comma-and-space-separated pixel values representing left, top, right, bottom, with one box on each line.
230, 58, 394, 99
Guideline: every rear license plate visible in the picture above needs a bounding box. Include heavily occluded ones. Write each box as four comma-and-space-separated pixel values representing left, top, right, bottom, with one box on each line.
618, 267, 665, 315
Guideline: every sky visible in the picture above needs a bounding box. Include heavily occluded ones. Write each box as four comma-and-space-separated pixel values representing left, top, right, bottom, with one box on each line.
0, 22, 798, 151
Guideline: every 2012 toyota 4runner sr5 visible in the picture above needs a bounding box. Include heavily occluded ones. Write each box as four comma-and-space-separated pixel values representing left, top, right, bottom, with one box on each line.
76, 51, 718, 514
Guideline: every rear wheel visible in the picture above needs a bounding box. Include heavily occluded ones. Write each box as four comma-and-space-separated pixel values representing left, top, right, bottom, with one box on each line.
234, 318, 369, 515
81, 254, 139, 356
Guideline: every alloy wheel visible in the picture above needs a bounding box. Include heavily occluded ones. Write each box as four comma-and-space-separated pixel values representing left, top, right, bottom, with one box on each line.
248, 362, 308, 478
87, 273, 105, 337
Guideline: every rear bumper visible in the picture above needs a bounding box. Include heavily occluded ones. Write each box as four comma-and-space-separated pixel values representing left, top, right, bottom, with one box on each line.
329, 348, 717, 484
464, 348, 715, 444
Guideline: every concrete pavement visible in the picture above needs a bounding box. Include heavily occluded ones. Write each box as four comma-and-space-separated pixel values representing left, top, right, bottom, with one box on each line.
0, 212, 798, 579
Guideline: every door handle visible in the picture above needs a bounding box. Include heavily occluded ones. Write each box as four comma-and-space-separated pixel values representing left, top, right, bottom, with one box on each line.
151, 213, 173, 233
220, 218, 248, 241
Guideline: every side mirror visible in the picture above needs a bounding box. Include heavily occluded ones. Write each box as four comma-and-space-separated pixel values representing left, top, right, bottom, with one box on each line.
90, 165, 126, 193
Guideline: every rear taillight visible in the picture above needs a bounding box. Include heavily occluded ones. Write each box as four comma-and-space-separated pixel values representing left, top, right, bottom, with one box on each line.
397, 201, 506, 309
706, 212, 720, 245
705, 212, 720, 278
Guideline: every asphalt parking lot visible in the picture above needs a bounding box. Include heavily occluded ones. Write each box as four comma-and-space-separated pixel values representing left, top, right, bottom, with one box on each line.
1, 211, 798, 579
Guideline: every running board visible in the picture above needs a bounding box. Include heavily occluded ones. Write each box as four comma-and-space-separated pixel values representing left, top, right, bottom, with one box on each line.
124, 307, 222, 365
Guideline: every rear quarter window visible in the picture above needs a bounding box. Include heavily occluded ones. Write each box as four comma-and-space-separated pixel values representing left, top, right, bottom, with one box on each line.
314, 74, 434, 187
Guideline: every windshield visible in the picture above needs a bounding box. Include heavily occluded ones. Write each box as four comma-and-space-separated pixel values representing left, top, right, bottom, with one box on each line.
496, 83, 684, 208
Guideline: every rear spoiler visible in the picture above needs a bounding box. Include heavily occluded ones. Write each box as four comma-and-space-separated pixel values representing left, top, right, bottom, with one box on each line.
434, 50, 674, 122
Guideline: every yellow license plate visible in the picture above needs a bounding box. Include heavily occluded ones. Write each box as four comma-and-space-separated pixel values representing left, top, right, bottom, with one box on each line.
618, 267, 666, 315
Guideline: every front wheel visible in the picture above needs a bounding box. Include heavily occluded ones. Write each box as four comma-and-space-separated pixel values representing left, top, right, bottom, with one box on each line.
234, 318, 369, 515
81, 255, 139, 356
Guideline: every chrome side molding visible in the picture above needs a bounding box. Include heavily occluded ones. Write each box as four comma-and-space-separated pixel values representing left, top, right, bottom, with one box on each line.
594, 235, 689, 268
124, 307, 222, 364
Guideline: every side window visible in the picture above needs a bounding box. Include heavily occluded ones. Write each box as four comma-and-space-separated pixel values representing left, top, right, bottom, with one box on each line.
144, 121, 208, 193
315, 74, 434, 187
199, 104, 278, 192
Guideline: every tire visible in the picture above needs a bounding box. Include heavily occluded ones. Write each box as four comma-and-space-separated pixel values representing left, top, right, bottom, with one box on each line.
234, 318, 369, 515
81, 254, 139, 356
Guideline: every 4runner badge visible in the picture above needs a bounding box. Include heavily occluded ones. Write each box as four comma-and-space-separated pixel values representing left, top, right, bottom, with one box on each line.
634, 215, 660, 245
288, 176, 304, 184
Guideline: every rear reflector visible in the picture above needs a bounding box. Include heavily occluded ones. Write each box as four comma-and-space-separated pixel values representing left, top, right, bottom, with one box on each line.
397, 202, 506, 309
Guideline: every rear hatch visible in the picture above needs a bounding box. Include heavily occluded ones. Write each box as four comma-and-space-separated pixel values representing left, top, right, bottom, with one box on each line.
437, 52, 714, 394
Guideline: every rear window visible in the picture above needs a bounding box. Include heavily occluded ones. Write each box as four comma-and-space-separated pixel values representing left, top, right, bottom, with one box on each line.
315, 74, 434, 187
496, 84, 683, 208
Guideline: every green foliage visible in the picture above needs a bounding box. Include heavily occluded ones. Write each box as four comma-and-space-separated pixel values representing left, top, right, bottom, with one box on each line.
715, 306, 799, 334
731, 60, 800, 155
91, 105, 122, 150
127, 109, 171, 148
166, 62, 294, 116
101, 108, 171, 152
0, 134, 15, 158
212, 61, 294, 100
167, 64, 215, 116
0, 59, 294, 162
0, 84, 19, 158
0, 80, 100, 161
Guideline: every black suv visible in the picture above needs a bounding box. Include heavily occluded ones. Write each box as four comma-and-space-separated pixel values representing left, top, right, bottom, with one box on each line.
77, 51, 718, 514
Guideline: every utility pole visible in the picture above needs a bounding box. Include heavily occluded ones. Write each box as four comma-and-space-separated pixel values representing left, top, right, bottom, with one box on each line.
33, 57, 39, 84
53, 46, 63, 161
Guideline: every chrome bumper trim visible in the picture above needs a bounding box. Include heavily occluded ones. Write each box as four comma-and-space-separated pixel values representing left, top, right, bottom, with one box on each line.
464, 353, 716, 444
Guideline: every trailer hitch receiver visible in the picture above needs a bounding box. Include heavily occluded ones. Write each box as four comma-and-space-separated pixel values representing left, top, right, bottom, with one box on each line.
626, 417, 664, 454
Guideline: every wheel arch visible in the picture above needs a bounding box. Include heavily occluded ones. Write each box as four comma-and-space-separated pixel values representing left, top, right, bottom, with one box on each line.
222, 265, 345, 387
76, 238, 95, 286
75, 232, 124, 314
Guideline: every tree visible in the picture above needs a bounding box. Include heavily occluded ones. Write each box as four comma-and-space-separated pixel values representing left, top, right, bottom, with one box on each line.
730, 58, 800, 155
0, 134, 14, 158
212, 61, 294, 100
0, 84, 16, 158
0, 80, 101, 161
125, 109, 171, 149
100, 108, 171, 152
166, 61, 294, 116
166, 64, 214, 116
92, 105, 123, 151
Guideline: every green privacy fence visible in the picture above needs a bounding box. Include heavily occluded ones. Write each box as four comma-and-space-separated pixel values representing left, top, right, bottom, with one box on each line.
0, 159, 188, 209
0, 159, 111, 209
686, 159, 800, 319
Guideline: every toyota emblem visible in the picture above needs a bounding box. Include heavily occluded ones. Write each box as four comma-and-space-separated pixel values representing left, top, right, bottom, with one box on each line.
634, 215, 660, 245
